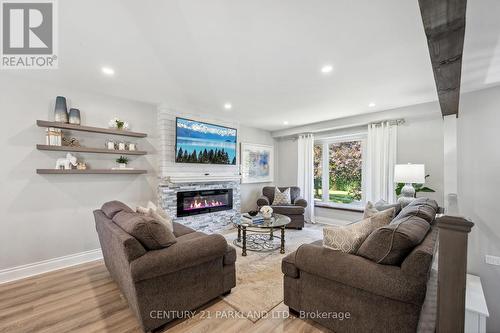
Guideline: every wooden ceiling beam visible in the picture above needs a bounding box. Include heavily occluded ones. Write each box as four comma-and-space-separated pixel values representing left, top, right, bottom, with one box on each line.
418, 0, 467, 116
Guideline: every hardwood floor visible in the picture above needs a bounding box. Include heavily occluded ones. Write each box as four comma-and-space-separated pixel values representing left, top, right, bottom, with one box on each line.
0, 260, 332, 333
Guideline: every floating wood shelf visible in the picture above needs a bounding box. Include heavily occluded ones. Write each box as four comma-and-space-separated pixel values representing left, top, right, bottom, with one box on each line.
37, 120, 147, 138
36, 144, 147, 155
36, 169, 147, 175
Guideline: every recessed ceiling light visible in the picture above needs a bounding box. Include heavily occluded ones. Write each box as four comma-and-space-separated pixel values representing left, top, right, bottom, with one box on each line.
321, 65, 333, 74
224, 103, 232, 110
283, 121, 289, 125
368, 102, 376, 107
101, 67, 115, 76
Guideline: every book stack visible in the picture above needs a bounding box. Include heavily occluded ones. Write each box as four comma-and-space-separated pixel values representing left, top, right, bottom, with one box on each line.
46, 128, 62, 146
242, 213, 265, 224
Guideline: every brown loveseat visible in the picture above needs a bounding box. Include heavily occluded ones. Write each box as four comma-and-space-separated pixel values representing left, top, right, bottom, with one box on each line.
257, 186, 307, 229
94, 201, 236, 332
282, 198, 439, 333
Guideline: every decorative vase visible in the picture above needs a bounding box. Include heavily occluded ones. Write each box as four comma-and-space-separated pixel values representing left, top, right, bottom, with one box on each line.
260, 205, 273, 219
118, 163, 127, 169
68, 108, 81, 125
54, 96, 68, 123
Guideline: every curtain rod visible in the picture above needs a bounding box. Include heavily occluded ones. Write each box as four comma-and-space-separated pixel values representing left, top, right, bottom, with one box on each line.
287, 118, 405, 139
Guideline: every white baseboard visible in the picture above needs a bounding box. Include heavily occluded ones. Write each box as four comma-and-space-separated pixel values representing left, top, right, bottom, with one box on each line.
0, 249, 103, 285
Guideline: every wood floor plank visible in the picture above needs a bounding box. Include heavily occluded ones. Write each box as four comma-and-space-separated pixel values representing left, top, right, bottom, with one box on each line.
0, 261, 329, 333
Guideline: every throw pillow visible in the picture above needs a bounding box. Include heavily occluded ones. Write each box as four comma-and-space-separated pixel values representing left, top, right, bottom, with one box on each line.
357, 215, 430, 265
393, 197, 438, 224
374, 199, 402, 216
323, 207, 394, 253
136, 205, 174, 232
272, 187, 291, 205
363, 201, 379, 219
101, 201, 134, 219
113, 211, 177, 250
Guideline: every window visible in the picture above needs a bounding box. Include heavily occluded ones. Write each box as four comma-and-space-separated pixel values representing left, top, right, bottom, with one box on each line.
314, 137, 365, 207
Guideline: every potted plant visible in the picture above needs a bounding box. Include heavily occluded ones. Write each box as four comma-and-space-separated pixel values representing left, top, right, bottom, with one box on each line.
116, 156, 129, 169
109, 117, 129, 130
395, 174, 436, 197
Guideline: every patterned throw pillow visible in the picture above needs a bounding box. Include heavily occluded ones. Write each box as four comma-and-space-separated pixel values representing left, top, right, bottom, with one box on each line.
272, 187, 291, 205
323, 207, 395, 253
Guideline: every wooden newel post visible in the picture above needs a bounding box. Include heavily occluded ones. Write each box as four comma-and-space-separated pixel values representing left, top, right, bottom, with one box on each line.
436, 215, 474, 333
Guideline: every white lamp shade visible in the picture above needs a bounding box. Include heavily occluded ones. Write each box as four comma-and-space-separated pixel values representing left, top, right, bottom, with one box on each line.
394, 164, 425, 184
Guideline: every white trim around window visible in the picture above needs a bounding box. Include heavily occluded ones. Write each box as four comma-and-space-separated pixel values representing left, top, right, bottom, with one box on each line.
314, 132, 367, 209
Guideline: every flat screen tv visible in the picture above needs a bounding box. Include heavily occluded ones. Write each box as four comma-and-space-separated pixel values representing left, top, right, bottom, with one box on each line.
175, 117, 237, 165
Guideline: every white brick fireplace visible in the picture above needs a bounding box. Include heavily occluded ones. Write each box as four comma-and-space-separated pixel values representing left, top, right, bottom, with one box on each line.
157, 106, 242, 233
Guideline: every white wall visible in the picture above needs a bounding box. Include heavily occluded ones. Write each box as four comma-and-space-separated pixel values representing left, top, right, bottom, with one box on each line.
239, 126, 276, 212
397, 107, 444, 206
273, 101, 444, 224
157, 106, 275, 214
275, 138, 298, 186
459, 86, 500, 332
0, 75, 158, 271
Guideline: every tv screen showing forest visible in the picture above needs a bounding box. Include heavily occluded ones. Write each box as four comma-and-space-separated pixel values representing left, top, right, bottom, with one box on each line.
175, 117, 237, 165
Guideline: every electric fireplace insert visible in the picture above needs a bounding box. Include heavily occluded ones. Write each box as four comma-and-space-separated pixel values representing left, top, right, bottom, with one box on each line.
177, 189, 233, 217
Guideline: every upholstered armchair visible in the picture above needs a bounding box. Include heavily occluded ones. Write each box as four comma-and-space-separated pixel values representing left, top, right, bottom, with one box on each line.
257, 186, 307, 229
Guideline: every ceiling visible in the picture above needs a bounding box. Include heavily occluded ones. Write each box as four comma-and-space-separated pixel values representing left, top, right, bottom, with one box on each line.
5, 0, 500, 131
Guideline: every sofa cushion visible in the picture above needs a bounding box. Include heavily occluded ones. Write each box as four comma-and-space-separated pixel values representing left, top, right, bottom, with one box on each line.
263, 186, 300, 204
374, 199, 402, 216
172, 222, 195, 237
357, 215, 430, 265
401, 226, 438, 277
130, 233, 228, 282
323, 208, 394, 253
393, 197, 438, 224
101, 201, 134, 219
272, 187, 291, 205
113, 211, 177, 250
271, 205, 305, 215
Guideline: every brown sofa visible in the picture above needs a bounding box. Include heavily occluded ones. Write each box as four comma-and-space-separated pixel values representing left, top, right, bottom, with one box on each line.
94, 201, 236, 332
257, 186, 307, 229
282, 198, 439, 333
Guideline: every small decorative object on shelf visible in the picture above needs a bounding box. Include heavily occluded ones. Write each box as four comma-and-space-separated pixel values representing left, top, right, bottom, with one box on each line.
106, 139, 115, 150
68, 108, 81, 125
109, 117, 130, 130
118, 142, 126, 150
260, 205, 273, 219
76, 162, 87, 170
116, 156, 130, 169
128, 142, 136, 151
55, 153, 78, 170
62, 137, 81, 147
46, 128, 62, 146
54, 96, 68, 123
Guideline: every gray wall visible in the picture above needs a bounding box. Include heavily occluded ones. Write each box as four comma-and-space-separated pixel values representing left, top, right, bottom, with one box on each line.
459, 86, 500, 332
273, 102, 444, 224
0, 75, 158, 270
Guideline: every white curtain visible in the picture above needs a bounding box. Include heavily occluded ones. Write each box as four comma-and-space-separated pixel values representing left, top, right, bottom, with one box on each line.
365, 121, 398, 203
297, 133, 315, 223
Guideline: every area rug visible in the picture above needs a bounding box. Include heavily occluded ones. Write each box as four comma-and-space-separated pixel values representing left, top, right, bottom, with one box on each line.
221, 225, 323, 322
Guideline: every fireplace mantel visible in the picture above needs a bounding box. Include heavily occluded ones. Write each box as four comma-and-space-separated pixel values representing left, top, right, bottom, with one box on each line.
163, 174, 241, 184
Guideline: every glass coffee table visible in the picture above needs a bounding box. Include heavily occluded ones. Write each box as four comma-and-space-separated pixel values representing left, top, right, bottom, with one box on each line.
232, 213, 291, 256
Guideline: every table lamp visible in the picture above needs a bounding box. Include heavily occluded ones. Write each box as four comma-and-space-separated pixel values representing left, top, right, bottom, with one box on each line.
394, 164, 425, 207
